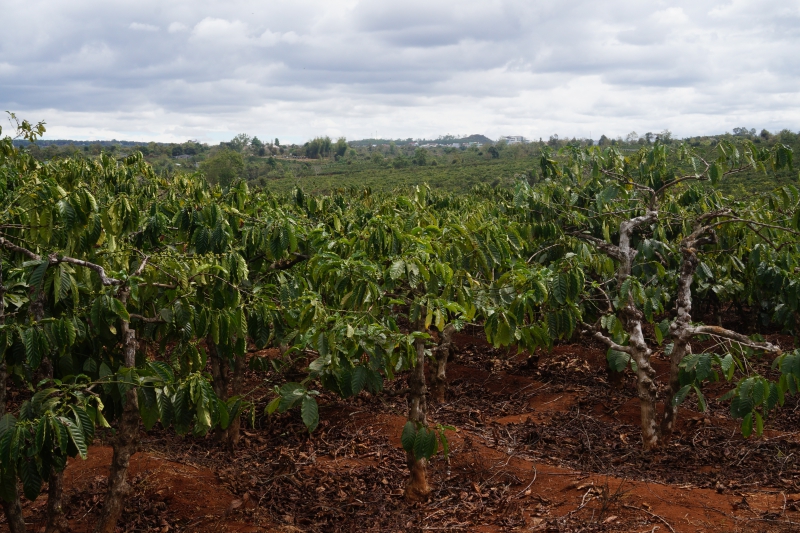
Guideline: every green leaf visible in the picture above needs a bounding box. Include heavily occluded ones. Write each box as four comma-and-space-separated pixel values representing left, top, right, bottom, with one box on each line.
71, 405, 95, 442
148, 361, 175, 384
156, 389, 174, 428
29, 261, 48, 290
301, 396, 319, 432
567, 269, 583, 301
278, 383, 305, 412
35, 417, 49, 454
265, 396, 281, 416
414, 426, 438, 460
438, 428, 451, 458
699, 262, 714, 280
351, 366, 367, 395
693, 385, 707, 412
110, 298, 130, 322
672, 384, 691, 406
730, 396, 754, 419
389, 260, 405, 280
217, 398, 231, 430
719, 354, 734, 380
20, 460, 42, 501
31, 388, 58, 413
741, 412, 753, 438
695, 354, 712, 382
401, 421, 416, 453
23, 328, 44, 370
138, 388, 159, 430
751, 379, 766, 405
365, 368, 383, 393
494, 315, 513, 347
63, 318, 76, 346
766, 383, 780, 412
709, 162, 722, 185
551, 274, 568, 305
193, 403, 210, 434
50, 418, 68, 453
59, 417, 87, 459
619, 278, 632, 301
754, 412, 764, 436
607, 349, 631, 373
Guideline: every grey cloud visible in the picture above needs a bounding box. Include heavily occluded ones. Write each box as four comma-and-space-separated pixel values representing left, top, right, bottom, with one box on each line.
0, 0, 798, 142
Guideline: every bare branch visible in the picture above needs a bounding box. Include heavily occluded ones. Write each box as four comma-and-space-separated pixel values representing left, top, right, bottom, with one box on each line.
651, 162, 750, 202
580, 322, 632, 354
652, 174, 708, 202
569, 232, 624, 261
0, 236, 153, 288
139, 282, 178, 290
133, 255, 149, 277
618, 209, 658, 282
620, 210, 658, 237
129, 314, 166, 324
269, 252, 310, 271
598, 169, 655, 195
0, 236, 41, 261
527, 242, 561, 263
48, 254, 123, 286
688, 325, 782, 355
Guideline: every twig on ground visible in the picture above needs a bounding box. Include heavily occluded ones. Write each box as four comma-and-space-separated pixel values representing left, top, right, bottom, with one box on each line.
623, 504, 676, 533
515, 465, 537, 498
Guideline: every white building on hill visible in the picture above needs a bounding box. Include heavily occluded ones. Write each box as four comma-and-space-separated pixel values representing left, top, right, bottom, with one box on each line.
500, 136, 528, 144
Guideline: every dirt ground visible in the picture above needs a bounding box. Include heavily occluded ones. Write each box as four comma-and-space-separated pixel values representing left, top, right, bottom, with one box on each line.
9, 332, 800, 532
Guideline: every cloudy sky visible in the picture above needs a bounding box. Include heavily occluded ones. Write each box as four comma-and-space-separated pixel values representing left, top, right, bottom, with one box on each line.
1, 0, 799, 143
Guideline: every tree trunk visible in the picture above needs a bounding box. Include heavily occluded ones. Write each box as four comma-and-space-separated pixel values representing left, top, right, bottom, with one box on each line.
430, 324, 455, 404
0, 255, 26, 533
616, 210, 661, 450
226, 354, 245, 450
44, 467, 68, 533
207, 339, 243, 451
207, 339, 229, 401
660, 340, 689, 438
1, 496, 26, 533
626, 317, 660, 450
207, 339, 229, 445
41, 344, 68, 533
94, 321, 138, 533
405, 334, 430, 501
0, 368, 27, 533
661, 229, 711, 438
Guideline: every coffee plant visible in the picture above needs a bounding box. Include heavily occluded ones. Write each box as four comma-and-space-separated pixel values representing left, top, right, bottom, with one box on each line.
0, 113, 797, 530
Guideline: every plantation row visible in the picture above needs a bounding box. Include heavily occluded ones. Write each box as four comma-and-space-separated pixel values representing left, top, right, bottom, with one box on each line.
0, 117, 798, 532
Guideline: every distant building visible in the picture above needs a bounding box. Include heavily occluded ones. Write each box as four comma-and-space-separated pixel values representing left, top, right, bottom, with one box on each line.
173, 154, 192, 160
500, 136, 528, 145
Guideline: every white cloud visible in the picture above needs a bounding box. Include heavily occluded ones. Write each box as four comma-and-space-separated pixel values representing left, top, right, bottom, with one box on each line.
129, 22, 159, 32
190, 17, 250, 43
0, 0, 798, 143
168, 22, 188, 33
